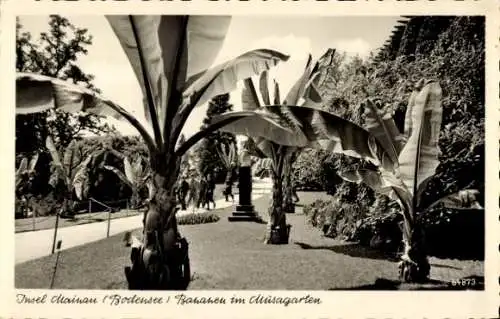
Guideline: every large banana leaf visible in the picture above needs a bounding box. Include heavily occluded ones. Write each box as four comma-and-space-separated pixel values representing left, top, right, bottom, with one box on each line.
106, 15, 232, 137
28, 154, 39, 173
216, 143, 236, 169
214, 110, 304, 148
45, 136, 63, 169
403, 79, 424, 139
181, 49, 290, 110
397, 80, 443, 196
259, 71, 271, 105
424, 189, 483, 211
170, 48, 289, 149
16, 73, 156, 150
72, 165, 91, 201
175, 110, 292, 157
45, 136, 69, 187
103, 165, 134, 190
239, 78, 309, 147
16, 158, 28, 176
363, 99, 404, 165
290, 105, 398, 172
273, 80, 281, 105
284, 54, 314, 105
123, 157, 136, 186
63, 140, 82, 180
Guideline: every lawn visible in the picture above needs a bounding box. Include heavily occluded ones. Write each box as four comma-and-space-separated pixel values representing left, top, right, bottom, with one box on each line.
15, 191, 484, 290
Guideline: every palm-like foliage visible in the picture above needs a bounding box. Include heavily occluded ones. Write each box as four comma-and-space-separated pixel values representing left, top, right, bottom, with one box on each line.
215, 142, 237, 171
252, 157, 273, 178
338, 79, 482, 282
215, 51, 397, 244
45, 136, 94, 205
16, 15, 290, 290
104, 154, 152, 208
15, 154, 39, 194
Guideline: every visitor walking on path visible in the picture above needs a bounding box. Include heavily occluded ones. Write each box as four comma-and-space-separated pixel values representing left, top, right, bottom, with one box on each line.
197, 175, 208, 209
205, 173, 216, 210
176, 177, 190, 210
223, 167, 235, 202
187, 175, 200, 210
292, 184, 300, 203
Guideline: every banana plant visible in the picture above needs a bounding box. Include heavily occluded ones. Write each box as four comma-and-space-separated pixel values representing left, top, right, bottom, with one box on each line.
15, 154, 39, 195
103, 154, 152, 209
45, 136, 94, 217
16, 15, 290, 290
215, 141, 238, 182
216, 142, 237, 171
15, 154, 39, 217
215, 52, 397, 245
338, 79, 483, 283
252, 157, 273, 178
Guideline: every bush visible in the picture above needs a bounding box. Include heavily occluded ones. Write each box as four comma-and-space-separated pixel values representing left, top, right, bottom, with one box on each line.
292, 149, 328, 191
420, 208, 484, 260
305, 195, 484, 260
177, 212, 220, 225
303, 197, 369, 240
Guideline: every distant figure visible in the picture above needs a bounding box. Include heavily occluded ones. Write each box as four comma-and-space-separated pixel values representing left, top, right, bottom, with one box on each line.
292, 185, 300, 203
197, 175, 208, 209
205, 173, 216, 210
223, 168, 234, 202
176, 178, 189, 210
187, 175, 200, 210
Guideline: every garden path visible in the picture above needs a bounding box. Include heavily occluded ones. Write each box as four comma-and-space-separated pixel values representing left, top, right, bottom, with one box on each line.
15, 178, 273, 264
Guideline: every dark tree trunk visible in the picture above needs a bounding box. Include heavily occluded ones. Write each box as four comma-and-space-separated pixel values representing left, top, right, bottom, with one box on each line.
264, 168, 289, 244
398, 221, 430, 283
282, 154, 295, 214
125, 157, 190, 290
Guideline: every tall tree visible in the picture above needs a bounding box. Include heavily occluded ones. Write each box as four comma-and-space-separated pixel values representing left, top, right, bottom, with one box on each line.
198, 93, 237, 182
16, 15, 114, 153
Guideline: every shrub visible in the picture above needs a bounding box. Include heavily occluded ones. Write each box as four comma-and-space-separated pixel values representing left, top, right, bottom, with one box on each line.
292, 149, 328, 191
177, 212, 220, 225
303, 197, 370, 240
305, 195, 485, 260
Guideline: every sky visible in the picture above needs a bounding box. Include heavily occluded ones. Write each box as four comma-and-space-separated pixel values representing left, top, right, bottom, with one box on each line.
18, 15, 401, 140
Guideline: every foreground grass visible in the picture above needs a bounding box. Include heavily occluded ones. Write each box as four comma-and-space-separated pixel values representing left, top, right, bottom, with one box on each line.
15, 192, 484, 290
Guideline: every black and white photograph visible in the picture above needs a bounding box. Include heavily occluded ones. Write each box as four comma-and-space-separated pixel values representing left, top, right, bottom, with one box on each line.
12, 14, 488, 293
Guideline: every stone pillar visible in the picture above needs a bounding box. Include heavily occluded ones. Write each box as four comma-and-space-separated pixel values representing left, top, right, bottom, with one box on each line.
228, 149, 259, 222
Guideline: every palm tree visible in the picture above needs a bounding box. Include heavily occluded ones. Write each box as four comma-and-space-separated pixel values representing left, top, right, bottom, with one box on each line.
338, 79, 483, 282
215, 53, 398, 244
16, 15, 290, 290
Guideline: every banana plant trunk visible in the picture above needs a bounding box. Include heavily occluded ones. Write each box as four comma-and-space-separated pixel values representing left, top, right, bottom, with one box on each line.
125, 156, 190, 290
399, 220, 430, 283
130, 189, 141, 209
282, 156, 295, 214
264, 168, 290, 245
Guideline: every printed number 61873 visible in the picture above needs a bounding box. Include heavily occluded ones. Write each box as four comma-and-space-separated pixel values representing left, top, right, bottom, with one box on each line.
451, 278, 477, 287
